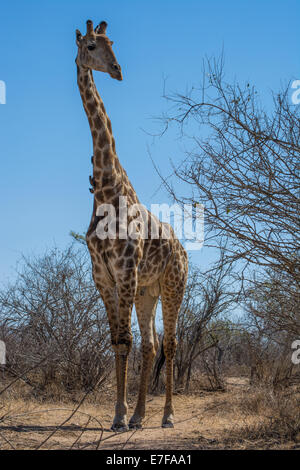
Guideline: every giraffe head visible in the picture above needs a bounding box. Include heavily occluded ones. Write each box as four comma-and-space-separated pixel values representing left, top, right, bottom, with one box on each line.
75, 20, 122, 81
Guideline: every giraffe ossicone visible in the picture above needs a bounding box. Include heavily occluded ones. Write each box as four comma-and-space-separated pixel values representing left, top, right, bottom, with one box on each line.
76, 19, 188, 430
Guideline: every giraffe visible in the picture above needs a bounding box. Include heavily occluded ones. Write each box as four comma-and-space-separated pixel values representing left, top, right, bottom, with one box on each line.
75, 20, 188, 431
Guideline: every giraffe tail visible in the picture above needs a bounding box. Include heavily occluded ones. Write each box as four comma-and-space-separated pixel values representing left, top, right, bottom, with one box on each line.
152, 336, 165, 392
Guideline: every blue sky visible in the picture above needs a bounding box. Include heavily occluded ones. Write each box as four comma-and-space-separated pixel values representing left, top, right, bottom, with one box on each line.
0, 0, 299, 283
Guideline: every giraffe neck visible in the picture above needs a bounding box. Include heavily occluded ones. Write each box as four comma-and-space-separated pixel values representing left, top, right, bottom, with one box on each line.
77, 65, 139, 205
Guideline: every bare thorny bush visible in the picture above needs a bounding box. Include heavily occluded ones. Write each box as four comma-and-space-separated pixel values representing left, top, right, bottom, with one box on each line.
159, 56, 299, 279
173, 260, 235, 392
153, 55, 299, 379
244, 310, 299, 390
0, 244, 113, 400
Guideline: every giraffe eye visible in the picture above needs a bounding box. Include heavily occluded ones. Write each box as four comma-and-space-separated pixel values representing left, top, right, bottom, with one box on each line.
88, 43, 96, 51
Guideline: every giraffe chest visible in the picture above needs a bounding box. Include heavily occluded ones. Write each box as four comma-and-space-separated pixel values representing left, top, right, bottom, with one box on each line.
137, 238, 173, 286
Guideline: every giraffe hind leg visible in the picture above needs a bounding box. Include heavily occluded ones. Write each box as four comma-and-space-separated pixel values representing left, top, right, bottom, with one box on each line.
161, 265, 187, 428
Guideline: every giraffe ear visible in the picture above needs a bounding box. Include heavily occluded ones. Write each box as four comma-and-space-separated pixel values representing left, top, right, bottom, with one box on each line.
76, 29, 83, 46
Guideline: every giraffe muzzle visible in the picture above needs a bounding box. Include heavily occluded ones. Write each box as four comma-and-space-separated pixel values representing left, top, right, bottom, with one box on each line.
110, 63, 123, 81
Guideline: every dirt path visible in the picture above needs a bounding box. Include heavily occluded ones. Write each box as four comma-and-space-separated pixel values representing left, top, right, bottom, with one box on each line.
0, 382, 298, 450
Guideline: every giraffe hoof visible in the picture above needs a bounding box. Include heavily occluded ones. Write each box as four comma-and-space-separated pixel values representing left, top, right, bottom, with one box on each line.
129, 421, 142, 430
111, 423, 129, 433
162, 421, 174, 428
162, 414, 175, 428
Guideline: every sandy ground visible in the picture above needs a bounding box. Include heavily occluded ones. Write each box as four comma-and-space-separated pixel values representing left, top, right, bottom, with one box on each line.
0, 378, 299, 450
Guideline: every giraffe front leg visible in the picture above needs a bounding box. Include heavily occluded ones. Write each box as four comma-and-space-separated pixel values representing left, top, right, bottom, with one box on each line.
111, 273, 136, 432
92, 281, 129, 432
129, 286, 159, 429
111, 342, 132, 432
111, 351, 129, 432
128, 340, 156, 429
